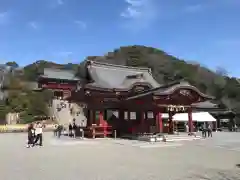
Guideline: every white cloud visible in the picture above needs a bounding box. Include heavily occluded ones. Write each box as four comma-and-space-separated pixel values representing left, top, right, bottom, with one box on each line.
120, 0, 158, 31
0, 12, 9, 25
28, 21, 38, 29
74, 20, 87, 29
49, 0, 64, 8
184, 4, 204, 13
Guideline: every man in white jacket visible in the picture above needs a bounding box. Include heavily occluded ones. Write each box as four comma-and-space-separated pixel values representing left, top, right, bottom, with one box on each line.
34, 122, 43, 146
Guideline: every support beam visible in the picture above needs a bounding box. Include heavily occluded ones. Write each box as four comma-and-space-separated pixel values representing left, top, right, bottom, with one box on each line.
119, 110, 124, 121
215, 118, 220, 132
99, 111, 104, 125
128, 111, 130, 121
156, 112, 163, 133
168, 112, 173, 134
188, 107, 193, 133
99, 111, 107, 137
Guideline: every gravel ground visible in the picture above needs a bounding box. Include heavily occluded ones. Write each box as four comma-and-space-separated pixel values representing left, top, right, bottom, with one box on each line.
0, 132, 240, 180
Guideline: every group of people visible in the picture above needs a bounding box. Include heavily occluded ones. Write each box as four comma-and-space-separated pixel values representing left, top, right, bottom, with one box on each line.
53, 124, 64, 138
184, 122, 213, 138
201, 123, 213, 138
27, 122, 43, 148
53, 119, 83, 138
68, 122, 77, 137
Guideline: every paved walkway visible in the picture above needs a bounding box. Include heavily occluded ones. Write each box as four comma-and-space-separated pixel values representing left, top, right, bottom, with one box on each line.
0, 132, 239, 180
197, 132, 240, 152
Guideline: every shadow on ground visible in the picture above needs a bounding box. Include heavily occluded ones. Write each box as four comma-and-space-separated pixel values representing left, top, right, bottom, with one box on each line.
182, 169, 240, 180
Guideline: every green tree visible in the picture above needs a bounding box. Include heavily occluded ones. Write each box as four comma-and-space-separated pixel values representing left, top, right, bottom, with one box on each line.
6, 61, 19, 68
27, 92, 49, 116
8, 77, 22, 90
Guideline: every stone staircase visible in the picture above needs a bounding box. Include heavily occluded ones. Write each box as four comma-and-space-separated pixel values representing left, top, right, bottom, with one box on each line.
70, 103, 87, 127
51, 99, 71, 127
50, 99, 87, 128
134, 133, 202, 142
164, 134, 202, 142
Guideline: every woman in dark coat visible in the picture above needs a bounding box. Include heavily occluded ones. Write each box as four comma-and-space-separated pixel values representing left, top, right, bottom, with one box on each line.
27, 124, 35, 148
69, 123, 73, 137
72, 121, 77, 138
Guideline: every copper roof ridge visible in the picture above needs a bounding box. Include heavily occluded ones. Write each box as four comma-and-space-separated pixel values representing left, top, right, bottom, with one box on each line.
87, 60, 152, 72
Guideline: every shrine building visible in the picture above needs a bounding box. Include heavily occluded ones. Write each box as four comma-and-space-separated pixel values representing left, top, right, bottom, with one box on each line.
38, 60, 214, 137
38, 68, 80, 98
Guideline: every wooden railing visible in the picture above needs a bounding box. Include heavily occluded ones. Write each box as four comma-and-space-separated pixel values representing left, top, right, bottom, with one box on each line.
83, 125, 113, 138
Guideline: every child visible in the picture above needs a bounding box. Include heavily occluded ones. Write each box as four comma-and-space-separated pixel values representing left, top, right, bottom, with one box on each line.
27, 124, 35, 148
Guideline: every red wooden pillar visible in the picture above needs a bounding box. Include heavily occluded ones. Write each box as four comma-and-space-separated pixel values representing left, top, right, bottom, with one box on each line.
99, 111, 107, 137
158, 112, 163, 133
188, 107, 193, 133
168, 112, 173, 134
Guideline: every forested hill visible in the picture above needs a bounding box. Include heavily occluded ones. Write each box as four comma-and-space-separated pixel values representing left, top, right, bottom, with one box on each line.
6, 45, 240, 115
84, 46, 240, 113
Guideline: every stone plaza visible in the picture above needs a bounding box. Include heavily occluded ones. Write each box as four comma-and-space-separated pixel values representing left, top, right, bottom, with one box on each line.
1, 132, 240, 180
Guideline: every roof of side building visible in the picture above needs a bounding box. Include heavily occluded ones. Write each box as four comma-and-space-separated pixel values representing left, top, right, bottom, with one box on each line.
40, 68, 80, 81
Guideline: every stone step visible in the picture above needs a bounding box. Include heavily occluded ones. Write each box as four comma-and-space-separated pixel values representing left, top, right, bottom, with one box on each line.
137, 136, 164, 142
165, 136, 202, 142
165, 135, 200, 139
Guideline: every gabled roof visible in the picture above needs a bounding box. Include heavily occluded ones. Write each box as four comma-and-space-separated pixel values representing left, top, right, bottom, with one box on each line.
40, 68, 80, 81
126, 81, 214, 100
86, 60, 160, 89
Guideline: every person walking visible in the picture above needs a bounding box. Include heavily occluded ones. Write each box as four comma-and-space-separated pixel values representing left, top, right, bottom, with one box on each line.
69, 123, 73, 137
34, 122, 43, 146
207, 123, 212, 137
26, 123, 35, 148
72, 121, 77, 138
57, 124, 63, 138
53, 124, 58, 137
201, 123, 207, 138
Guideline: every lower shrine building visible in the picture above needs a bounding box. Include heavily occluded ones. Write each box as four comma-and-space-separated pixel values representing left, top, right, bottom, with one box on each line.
37, 60, 216, 136
66, 60, 213, 136
37, 68, 81, 99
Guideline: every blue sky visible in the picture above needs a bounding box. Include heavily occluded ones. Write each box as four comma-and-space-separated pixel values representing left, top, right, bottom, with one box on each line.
0, 0, 240, 76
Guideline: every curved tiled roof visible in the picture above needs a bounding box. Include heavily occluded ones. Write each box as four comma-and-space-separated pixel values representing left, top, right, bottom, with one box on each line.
153, 81, 212, 98
86, 60, 160, 89
40, 68, 80, 81
126, 81, 214, 100
192, 101, 219, 109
